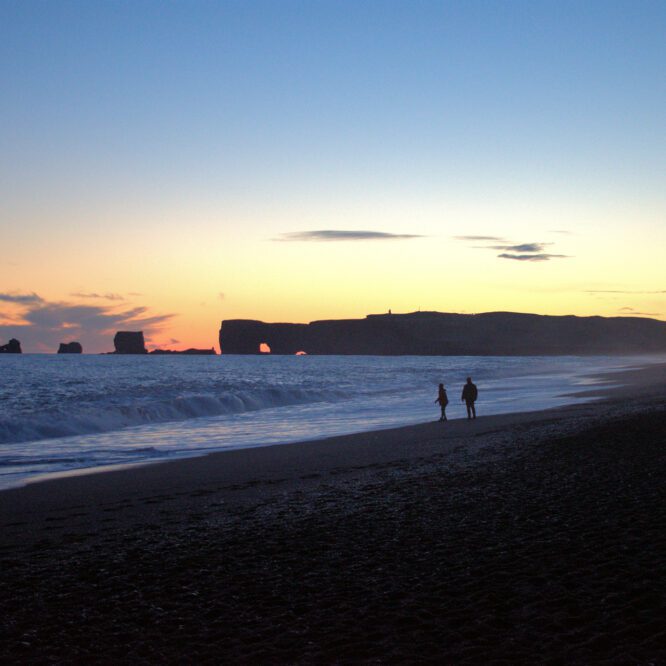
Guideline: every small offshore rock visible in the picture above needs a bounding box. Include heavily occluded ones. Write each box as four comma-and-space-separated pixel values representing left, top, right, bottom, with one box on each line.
57, 341, 83, 354
0, 338, 22, 353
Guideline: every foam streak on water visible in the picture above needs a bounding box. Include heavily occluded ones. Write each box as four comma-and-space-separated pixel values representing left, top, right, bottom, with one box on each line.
0, 354, 662, 489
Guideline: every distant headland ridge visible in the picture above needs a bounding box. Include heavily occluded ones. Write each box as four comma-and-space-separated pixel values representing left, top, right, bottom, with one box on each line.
2, 311, 666, 355
219, 311, 666, 356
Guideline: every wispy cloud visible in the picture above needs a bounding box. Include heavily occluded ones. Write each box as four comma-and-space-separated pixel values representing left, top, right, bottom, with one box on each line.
0, 292, 44, 304
498, 253, 568, 262
0, 294, 174, 353
619, 307, 661, 316
275, 230, 423, 242
0, 310, 21, 324
455, 236, 569, 262
490, 243, 550, 253
453, 235, 506, 242
586, 289, 666, 295
70, 292, 125, 301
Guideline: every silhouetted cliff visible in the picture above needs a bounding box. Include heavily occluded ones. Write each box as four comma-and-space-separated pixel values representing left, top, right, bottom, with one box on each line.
113, 331, 147, 354
0, 338, 21, 354
219, 312, 666, 356
57, 341, 83, 354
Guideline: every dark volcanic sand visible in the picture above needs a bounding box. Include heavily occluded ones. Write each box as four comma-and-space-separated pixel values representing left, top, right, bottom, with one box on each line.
2, 401, 665, 664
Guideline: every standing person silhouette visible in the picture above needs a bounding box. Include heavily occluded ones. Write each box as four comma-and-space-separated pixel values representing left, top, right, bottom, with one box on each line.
461, 377, 478, 419
435, 383, 449, 421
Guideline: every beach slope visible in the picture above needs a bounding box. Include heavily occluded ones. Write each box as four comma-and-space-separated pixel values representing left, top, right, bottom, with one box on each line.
1, 364, 665, 663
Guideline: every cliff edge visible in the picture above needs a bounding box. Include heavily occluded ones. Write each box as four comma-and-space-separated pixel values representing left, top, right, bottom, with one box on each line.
219, 311, 666, 356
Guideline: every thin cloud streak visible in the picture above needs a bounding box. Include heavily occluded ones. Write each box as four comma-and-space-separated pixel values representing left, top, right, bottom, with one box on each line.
490, 243, 550, 253
453, 235, 506, 242
586, 289, 666, 294
275, 230, 423, 242
0, 292, 44, 304
498, 253, 568, 262
456, 235, 568, 262
619, 309, 662, 316
70, 292, 125, 301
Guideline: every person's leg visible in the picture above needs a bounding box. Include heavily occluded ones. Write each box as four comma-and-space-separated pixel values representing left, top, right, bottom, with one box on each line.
471, 402, 476, 419
466, 401, 472, 419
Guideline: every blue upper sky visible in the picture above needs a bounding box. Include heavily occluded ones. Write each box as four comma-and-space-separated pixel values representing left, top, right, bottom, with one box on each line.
1, 1, 665, 350
3, 0, 664, 205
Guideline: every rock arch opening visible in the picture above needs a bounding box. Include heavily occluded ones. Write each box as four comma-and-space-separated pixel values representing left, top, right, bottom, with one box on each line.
259, 342, 271, 353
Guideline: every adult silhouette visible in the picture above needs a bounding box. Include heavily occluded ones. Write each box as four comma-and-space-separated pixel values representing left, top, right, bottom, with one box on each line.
435, 383, 449, 421
461, 377, 478, 419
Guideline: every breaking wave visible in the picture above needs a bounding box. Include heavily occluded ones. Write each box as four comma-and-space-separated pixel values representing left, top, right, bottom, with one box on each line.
0, 386, 347, 445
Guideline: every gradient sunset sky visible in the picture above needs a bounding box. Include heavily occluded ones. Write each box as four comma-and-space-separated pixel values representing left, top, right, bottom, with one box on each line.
2, 1, 665, 352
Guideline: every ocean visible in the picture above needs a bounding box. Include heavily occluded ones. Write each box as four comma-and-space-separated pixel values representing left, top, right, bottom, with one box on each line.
0, 354, 661, 490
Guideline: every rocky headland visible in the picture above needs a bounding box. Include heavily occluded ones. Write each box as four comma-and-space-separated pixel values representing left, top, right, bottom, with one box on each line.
219, 311, 666, 355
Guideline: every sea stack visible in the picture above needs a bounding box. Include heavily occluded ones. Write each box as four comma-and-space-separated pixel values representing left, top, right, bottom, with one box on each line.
113, 331, 147, 354
0, 338, 22, 353
57, 341, 83, 354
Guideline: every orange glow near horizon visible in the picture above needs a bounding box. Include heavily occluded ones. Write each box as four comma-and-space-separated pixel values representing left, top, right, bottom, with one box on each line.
2, 213, 665, 353
259, 342, 271, 353
2, 4, 666, 354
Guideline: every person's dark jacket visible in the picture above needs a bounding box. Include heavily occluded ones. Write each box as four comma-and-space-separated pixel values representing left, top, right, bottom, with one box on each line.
461, 383, 478, 402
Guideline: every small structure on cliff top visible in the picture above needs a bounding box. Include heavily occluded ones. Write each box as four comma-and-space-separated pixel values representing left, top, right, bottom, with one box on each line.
113, 331, 147, 354
0, 338, 22, 353
57, 341, 83, 354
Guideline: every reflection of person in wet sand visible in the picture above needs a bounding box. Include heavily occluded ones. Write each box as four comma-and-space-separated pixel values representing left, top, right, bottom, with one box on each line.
461, 377, 478, 419
435, 383, 449, 421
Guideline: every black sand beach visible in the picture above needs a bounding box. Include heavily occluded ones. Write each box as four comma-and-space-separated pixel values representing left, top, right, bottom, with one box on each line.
1, 365, 665, 664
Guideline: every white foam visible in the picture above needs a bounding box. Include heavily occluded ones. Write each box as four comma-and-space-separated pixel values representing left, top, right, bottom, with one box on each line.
1, 353, 662, 489
0, 386, 347, 444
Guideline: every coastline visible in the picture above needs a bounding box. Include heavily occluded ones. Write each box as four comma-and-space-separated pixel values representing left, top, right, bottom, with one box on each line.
1, 355, 661, 493
1, 363, 665, 662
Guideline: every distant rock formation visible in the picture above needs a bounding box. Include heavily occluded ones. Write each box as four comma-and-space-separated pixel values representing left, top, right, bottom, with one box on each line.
113, 331, 147, 354
0, 338, 21, 354
219, 311, 666, 356
149, 348, 217, 355
57, 341, 83, 354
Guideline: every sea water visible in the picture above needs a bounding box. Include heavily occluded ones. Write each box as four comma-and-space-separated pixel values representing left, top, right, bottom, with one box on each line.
0, 354, 661, 489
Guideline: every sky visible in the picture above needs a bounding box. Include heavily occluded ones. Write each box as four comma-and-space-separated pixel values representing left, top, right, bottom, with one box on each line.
1, 0, 665, 352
